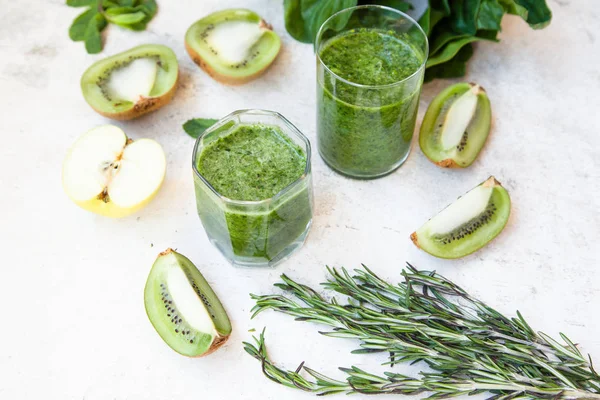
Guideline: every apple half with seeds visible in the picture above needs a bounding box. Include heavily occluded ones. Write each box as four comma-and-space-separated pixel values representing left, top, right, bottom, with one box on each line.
62, 125, 166, 218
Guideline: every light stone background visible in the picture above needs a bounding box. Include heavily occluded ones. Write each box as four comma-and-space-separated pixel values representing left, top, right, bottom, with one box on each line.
0, 0, 598, 399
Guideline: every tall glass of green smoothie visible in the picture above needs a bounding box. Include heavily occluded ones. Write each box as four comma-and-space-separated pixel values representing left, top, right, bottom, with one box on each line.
316, 5, 428, 178
192, 110, 313, 267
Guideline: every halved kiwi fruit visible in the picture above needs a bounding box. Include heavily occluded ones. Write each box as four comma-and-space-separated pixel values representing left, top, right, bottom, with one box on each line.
420, 83, 491, 168
81, 44, 179, 120
144, 249, 231, 357
185, 9, 281, 84
411, 176, 510, 259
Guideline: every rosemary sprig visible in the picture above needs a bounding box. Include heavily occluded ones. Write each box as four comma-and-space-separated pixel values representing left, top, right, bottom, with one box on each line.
244, 264, 600, 399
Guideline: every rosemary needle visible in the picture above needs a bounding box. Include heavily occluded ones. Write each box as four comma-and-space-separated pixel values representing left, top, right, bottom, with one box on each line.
243, 264, 600, 399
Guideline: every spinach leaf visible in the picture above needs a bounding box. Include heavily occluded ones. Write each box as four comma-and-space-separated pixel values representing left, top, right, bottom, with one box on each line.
498, 0, 528, 19
418, 7, 431, 35
449, 0, 481, 35
284, 0, 309, 42
430, 0, 451, 16
503, 0, 552, 29
426, 36, 481, 68
425, 42, 474, 82
281, 0, 551, 81
477, 0, 504, 30
358, 0, 411, 12
184, 119, 219, 139
284, 0, 357, 44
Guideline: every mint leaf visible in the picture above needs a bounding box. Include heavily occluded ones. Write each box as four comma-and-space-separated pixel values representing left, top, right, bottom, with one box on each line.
66, 0, 96, 7
84, 13, 106, 54
67, 0, 156, 53
69, 8, 97, 41
106, 11, 146, 26
183, 119, 219, 139
105, 7, 146, 27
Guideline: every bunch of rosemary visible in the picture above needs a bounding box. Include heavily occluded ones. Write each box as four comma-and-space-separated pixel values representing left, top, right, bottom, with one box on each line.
244, 264, 600, 399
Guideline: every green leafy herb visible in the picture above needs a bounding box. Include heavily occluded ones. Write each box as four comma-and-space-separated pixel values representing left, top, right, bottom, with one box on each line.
282, 0, 552, 81
67, 0, 157, 54
183, 118, 219, 139
245, 264, 600, 398
284, 0, 357, 44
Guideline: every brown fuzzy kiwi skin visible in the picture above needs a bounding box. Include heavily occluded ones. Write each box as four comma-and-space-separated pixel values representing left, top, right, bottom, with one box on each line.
185, 41, 276, 85
92, 70, 179, 120
194, 334, 230, 358
435, 159, 461, 168
410, 232, 420, 248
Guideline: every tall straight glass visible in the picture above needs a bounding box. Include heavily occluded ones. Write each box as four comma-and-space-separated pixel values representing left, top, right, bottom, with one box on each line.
316, 5, 428, 179
192, 110, 313, 268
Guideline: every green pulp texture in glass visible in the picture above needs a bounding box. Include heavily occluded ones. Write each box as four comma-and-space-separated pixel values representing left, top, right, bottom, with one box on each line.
317, 28, 424, 178
194, 123, 312, 263
197, 124, 307, 201
320, 29, 422, 86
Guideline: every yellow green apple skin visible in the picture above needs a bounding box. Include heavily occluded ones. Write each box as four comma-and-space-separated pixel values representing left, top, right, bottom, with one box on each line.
62, 125, 166, 218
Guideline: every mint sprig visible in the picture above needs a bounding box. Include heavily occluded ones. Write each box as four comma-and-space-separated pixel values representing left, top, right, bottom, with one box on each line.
183, 118, 219, 139
67, 0, 157, 54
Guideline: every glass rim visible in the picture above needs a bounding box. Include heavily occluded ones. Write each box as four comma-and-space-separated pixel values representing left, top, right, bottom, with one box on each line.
315, 4, 429, 90
192, 109, 312, 207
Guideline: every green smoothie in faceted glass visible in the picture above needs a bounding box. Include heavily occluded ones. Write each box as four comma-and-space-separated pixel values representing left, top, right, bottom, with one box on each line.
192, 110, 313, 268
316, 5, 428, 178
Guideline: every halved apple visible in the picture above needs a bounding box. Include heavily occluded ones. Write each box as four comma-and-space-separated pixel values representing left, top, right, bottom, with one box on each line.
62, 125, 166, 218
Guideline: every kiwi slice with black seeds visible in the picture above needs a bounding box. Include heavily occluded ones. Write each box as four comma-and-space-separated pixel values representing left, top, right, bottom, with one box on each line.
185, 9, 281, 84
144, 249, 231, 357
81, 44, 179, 120
420, 83, 491, 168
411, 176, 510, 259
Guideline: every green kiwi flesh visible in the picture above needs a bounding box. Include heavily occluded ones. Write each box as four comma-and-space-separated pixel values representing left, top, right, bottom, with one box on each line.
81, 44, 179, 120
144, 249, 231, 357
419, 83, 491, 168
185, 9, 281, 84
411, 177, 510, 259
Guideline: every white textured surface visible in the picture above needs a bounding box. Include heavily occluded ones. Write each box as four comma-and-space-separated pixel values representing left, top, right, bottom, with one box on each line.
0, 1, 598, 399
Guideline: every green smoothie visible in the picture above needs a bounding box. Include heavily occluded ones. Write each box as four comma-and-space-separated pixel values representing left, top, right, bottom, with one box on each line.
193, 123, 312, 265
317, 28, 425, 178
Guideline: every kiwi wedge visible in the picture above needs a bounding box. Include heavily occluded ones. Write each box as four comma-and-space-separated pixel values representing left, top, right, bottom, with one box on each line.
411, 176, 510, 259
420, 83, 491, 168
144, 249, 231, 357
81, 44, 179, 120
185, 9, 281, 84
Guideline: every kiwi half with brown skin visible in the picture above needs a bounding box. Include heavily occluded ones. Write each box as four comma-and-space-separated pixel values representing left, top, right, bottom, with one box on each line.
144, 249, 231, 357
419, 83, 491, 168
81, 44, 179, 120
411, 176, 510, 259
185, 9, 281, 85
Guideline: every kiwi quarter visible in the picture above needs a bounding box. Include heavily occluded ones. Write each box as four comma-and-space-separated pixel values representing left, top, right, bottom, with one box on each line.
144, 249, 231, 357
419, 83, 491, 168
81, 44, 179, 120
185, 9, 281, 84
411, 176, 510, 259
